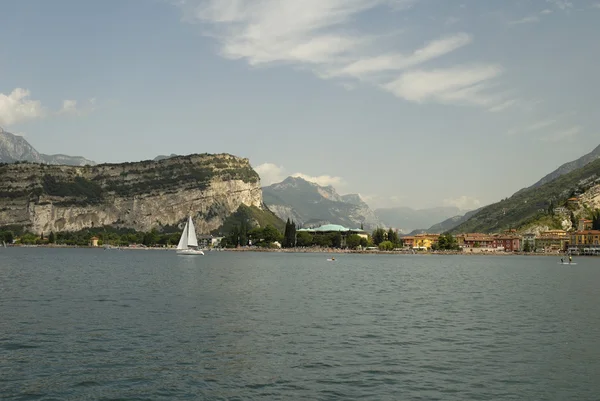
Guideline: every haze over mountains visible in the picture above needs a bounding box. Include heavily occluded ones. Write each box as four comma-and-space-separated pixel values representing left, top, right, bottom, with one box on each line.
453, 142, 600, 233
0, 127, 95, 166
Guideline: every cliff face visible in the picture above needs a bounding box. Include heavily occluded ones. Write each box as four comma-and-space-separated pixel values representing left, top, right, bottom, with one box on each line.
0, 153, 262, 234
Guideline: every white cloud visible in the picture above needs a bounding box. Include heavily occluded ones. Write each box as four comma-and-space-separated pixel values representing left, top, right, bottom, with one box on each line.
541, 125, 581, 142
593, 3, 600, 9
254, 162, 286, 185
0, 88, 95, 127
443, 196, 481, 210
175, 0, 509, 109
59, 99, 79, 114
383, 64, 503, 106
291, 172, 344, 188
541, 9, 553, 14
254, 162, 345, 188
0, 88, 45, 126
509, 16, 540, 24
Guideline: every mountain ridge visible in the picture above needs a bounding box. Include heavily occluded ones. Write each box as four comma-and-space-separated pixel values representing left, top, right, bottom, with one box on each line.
262, 176, 381, 230
0, 127, 96, 166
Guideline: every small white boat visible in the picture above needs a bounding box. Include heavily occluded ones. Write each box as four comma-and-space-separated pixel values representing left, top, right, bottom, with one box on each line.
176, 216, 204, 256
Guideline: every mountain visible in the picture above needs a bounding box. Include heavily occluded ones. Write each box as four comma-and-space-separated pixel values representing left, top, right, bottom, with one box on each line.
374, 206, 466, 233
154, 154, 178, 161
424, 208, 482, 233
262, 176, 381, 230
0, 153, 266, 234
516, 143, 600, 193
0, 127, 95, 166
451, 157, 600, 234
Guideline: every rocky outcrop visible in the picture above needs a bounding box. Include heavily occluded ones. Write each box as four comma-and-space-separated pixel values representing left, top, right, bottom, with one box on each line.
0, 153, 262, 234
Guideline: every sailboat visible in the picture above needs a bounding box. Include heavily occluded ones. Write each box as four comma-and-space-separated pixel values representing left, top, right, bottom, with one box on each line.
176, 216, 204, 256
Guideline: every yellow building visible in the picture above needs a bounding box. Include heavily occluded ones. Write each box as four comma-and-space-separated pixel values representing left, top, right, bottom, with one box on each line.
536, 236, 567, 252
540, 229, 567, 238
413, 234, 440, 250
90, 236, 99, 247
570, 230, 600, 247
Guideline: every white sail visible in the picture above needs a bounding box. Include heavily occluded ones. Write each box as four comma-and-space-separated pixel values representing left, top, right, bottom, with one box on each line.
177, 220, 189, 250
187, 216, 199, 247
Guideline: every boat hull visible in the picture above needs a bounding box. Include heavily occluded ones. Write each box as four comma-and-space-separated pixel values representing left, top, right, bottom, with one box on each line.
176, 249, 205, 256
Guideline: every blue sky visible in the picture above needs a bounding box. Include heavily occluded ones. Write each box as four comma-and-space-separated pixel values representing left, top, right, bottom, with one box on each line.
1, 0, 599, 209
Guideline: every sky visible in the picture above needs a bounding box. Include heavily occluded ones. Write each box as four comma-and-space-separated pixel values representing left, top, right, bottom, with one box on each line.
1, 0, 599, 210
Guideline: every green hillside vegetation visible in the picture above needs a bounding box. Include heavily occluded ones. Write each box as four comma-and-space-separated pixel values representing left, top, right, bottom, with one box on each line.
215, 204, 286, 248
451, 158, 600, 233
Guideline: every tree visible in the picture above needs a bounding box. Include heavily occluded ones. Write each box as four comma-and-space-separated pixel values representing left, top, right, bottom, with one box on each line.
592, 210, 600, 230
346, 234, 362, 249
387, 228, 399, 246
142, 229, 159, 246
330, 232, 342, 248
359, 237, 369, 248
283, 219, 292, 247
48, 231, 55, 244
372, 228, 386, 246
523, 241, 532, 252
262, 224, 282, 244
296, 231, 313, 247
378, 240, 394, 251
548, 199, 555, 216
2, 231, 14, 244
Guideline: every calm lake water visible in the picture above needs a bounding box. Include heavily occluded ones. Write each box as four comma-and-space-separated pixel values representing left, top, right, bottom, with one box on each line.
1, 248, 599, 400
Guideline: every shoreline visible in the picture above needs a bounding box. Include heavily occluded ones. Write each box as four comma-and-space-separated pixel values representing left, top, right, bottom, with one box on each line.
5, 244, 586, 257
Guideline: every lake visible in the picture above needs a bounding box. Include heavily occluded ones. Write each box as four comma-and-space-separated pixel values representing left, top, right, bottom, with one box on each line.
1, 248, 599, 400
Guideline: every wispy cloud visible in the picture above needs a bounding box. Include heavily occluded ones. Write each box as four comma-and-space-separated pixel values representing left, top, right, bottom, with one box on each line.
175, 0, 510, 109
383, 64, 503, 106
546, 0, 573, 10
443, 195, 481, 210
541, 125, 581, 142
507, 118, 558, 136
509, 16, 540, 25
327, 33, 473, 80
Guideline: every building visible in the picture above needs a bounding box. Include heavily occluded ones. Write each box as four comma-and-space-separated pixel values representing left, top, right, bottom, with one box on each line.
460, 234, 496, 249
495, 236, 521, 252
540, 229, 567, 238
569, 230, 600, 248
412, 234, 440, 250
90, 236, 99, 247
522, 233, 536, 250
536, 236, 567, 252
553, 207, 568, 214
578, 219, 593, 231
401, 236, 415, 248
567, 197, 580, 207
297, 224, 369, 246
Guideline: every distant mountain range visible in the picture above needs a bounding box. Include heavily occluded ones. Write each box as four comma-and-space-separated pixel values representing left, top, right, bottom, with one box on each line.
262, 176, 381, 230
0, 127, 95, 166
374, 206, 471, 234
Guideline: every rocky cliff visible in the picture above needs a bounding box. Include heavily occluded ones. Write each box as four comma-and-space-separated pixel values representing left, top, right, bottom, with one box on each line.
0, 153, 262, 234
